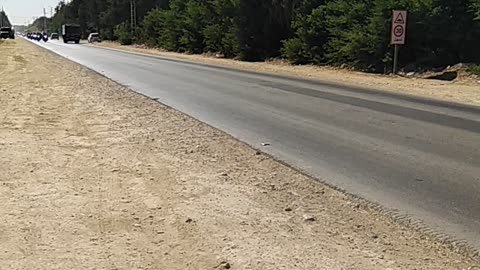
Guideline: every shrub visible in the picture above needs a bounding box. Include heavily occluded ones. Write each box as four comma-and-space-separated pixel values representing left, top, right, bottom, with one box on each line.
281, 38, 311, 64
469, 65, 480, 76
114, 23, 133, 45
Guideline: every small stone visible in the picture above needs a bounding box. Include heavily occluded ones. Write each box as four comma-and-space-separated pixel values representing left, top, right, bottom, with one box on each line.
371, 234, 379, 239
185, 218, 193, 223
284, 207, 293, 212
133, 224, 141, 228
303, 215, 316, 222
255, 151, 261, 155
215, 261, 231, 269
220, 173, 228, 177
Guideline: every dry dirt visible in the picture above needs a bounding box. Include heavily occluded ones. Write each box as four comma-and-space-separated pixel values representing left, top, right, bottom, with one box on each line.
89, 41, 480, 107
0, 39, 478, 269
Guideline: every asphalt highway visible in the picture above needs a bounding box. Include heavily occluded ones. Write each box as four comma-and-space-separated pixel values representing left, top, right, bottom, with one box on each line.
29, 39, 480, 249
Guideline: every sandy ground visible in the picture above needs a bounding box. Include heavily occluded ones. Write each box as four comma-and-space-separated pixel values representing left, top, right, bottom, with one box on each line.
0, 39, 478, 269
88, 41, 480, 107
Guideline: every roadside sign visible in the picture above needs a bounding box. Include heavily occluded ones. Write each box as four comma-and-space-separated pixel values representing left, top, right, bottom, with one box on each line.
391, 10, 407, 45
391, 10, 407, 74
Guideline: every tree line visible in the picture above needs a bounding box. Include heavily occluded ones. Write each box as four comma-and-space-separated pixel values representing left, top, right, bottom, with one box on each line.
44, 0, 480, 72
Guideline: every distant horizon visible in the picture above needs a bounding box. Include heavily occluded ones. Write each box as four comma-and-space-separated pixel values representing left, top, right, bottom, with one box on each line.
1, 0, 63, 25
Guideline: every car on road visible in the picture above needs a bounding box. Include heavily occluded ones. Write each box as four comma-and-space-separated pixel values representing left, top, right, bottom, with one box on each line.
50, 33, 59, 40
87, 33, 101, 43
0, 27, 15, 39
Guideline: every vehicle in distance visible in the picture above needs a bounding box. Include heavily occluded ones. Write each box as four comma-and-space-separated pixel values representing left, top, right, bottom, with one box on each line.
50, 33, 59, 40
62, 24, 81, 44
0, 27, 15, 39
87, 32, 101, 43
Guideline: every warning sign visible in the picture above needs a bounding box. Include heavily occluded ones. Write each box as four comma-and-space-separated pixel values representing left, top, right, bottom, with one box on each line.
394, 12, 405, 24
391, 10, 407, 45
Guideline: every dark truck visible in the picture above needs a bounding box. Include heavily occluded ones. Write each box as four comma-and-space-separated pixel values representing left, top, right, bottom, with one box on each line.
0, 27, 15, 39
62, 24, 81, 43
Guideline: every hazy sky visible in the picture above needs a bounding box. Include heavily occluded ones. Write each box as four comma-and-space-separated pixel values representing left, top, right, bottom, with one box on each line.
1, 0, 63, 25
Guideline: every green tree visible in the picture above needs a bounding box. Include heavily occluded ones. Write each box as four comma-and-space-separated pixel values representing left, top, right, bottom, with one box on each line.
178, 0, 208, 53
203, 0, 240, 57
281, 0, 328, 64
46, 0, 480, 70
114, 22, 133, 45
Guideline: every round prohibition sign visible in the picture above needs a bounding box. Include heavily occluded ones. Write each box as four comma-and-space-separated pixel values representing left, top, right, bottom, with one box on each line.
394, 25, 404, 37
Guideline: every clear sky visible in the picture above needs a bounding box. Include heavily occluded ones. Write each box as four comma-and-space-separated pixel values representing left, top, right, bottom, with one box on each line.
1, 0, 64, 25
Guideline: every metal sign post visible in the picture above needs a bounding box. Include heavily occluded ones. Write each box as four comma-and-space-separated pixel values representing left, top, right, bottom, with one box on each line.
391, 10, 407, 74
393, 45, 399, 74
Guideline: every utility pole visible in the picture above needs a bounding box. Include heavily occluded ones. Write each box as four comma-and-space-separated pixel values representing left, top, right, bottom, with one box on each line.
43, 8, 47, 33
130, 0, 136, 34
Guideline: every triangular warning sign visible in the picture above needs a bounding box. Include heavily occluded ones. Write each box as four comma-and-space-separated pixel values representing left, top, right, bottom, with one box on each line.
395, 13, 405, 24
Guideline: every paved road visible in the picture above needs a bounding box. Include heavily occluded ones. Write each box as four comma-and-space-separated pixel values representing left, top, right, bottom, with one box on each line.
29, 39, 480, 249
